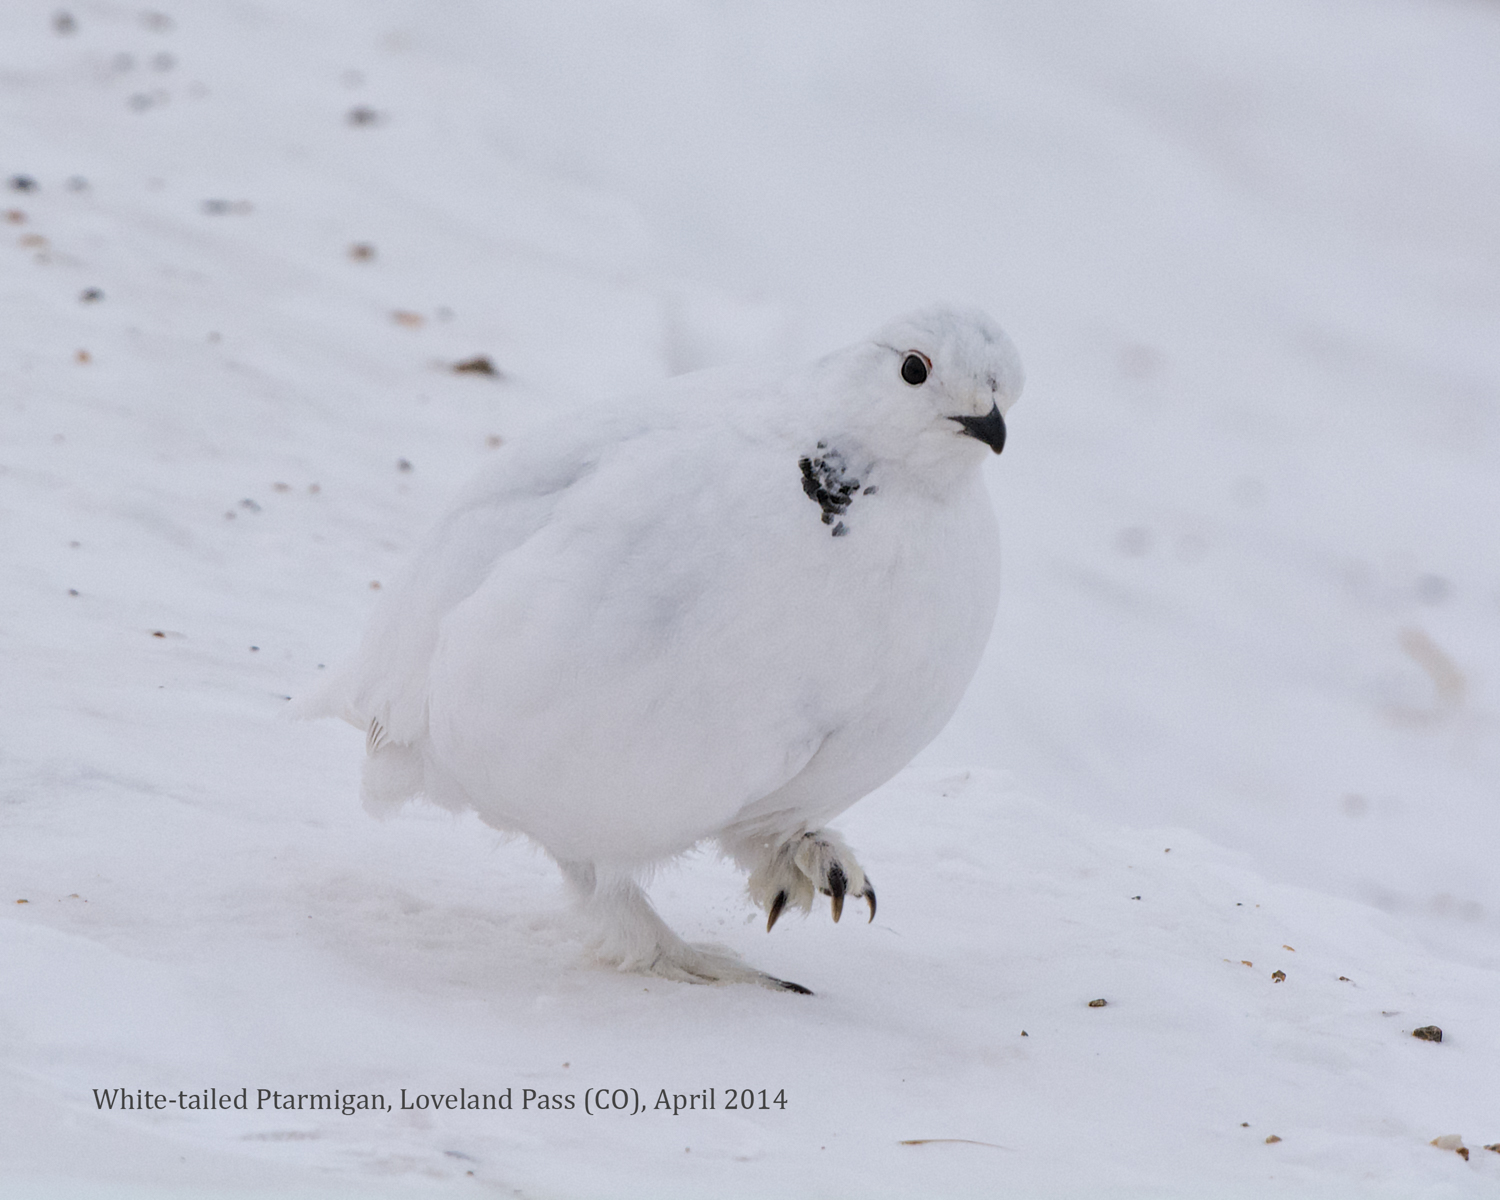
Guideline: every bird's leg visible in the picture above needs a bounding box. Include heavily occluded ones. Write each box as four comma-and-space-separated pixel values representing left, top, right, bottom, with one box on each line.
733, 829, 876, 931
557, 859, 597, 899
555, 860, 811, 994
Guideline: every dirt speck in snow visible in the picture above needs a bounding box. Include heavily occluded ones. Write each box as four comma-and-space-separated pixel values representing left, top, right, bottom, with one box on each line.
453, 355, 500, 377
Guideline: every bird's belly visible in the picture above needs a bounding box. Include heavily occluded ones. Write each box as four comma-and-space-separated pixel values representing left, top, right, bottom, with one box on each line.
424, 473, 1000, 865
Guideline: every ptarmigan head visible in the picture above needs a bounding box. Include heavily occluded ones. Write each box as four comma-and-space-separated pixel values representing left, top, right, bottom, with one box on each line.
806, 305, 1024, 482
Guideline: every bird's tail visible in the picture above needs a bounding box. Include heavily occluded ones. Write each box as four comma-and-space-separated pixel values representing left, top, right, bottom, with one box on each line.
361, 731, 426, 816
284, 668, 362, 726
287, 663, 433, 816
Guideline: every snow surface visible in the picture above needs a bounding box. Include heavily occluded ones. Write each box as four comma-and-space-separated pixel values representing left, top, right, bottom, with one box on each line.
3, 1, 1499, 1196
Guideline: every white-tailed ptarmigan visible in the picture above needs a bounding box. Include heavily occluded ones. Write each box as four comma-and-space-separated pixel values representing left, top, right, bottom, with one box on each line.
302, 305, 1022, 992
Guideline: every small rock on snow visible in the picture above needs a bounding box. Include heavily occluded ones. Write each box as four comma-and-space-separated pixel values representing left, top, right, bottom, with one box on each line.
453, 355, 500, 376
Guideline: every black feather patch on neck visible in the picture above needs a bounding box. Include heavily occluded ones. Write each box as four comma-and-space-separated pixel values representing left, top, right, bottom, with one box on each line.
799, 444, 861, 534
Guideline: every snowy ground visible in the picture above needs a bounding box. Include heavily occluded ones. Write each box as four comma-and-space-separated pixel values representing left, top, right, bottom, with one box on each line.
3, 1, 1499, 1196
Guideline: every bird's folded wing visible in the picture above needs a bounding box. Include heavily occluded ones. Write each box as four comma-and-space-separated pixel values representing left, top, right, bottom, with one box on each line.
291, 417, 647, 743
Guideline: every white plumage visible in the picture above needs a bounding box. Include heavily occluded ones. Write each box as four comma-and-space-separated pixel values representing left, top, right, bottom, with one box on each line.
304, 305, 1023, 991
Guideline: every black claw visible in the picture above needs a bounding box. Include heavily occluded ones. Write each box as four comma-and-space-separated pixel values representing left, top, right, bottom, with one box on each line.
766, 889, 788, 932
828, 864, 847, 923
777, 979, 814, 995
865, 884, 877, 923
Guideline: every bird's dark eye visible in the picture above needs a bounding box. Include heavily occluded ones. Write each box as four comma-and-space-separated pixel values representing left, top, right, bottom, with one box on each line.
900, 352, 929, 386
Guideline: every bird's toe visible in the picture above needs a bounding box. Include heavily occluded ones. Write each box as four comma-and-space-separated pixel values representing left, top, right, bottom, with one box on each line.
766, 888, 790, 932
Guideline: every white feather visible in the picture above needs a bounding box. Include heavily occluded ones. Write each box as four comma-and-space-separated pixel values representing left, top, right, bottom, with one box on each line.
303, 304, 1024, 990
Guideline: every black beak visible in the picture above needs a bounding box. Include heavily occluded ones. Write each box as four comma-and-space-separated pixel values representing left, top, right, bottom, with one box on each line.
952, 404, 1006, 454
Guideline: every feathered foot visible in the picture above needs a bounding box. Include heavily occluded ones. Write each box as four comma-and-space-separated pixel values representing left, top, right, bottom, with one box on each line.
744, 829, 876, 931
557, 861, 811, 994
